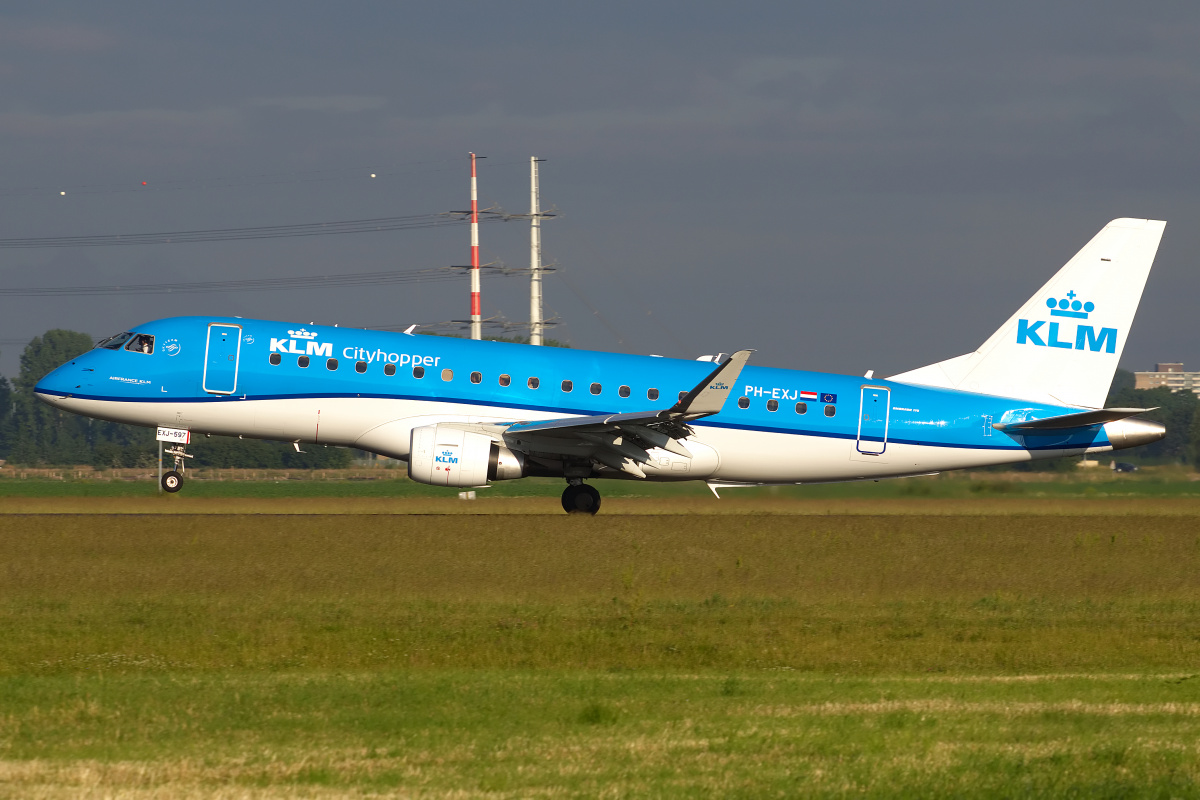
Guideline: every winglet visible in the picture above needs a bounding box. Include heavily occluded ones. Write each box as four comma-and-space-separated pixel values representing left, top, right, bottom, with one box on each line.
666, 349, 754, 420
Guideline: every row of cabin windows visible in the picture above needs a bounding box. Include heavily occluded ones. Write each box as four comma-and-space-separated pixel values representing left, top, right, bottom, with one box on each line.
266, 353, 836, 416
736, 396, 836, 417
266, 353, 665, 400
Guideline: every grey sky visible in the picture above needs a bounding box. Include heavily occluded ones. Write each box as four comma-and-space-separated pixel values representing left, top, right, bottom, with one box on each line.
1, 2, 1198, 379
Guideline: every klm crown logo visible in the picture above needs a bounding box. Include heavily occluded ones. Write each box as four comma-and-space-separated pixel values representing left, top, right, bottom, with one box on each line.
1047, 291, 1095, 319
288, 328, 319, 340
1017, 289, 1116, 354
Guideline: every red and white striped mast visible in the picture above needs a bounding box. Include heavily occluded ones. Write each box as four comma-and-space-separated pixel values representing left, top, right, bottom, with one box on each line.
529, 156, 544, 346
468, 152, 482, 340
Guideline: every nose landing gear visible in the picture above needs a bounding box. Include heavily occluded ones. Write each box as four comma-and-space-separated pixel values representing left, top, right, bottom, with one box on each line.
161, 445, 193, 493
561, 480, 601, 515
161, 470, 183, 493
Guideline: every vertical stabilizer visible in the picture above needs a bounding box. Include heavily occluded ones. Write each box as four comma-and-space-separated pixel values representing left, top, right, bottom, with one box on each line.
888, 218, 1166, 408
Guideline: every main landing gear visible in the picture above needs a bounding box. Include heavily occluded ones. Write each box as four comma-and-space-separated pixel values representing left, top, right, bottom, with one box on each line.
561, 480, 601, 515
161, 445, 193, 494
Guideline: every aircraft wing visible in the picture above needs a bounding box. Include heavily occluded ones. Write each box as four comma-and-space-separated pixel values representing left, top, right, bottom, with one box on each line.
498, 349, 753, 478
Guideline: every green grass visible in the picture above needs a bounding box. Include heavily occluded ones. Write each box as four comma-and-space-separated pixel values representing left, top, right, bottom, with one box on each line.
1, 464, 1199, 500
4, 508, 1200, 795
4, 513, 1200, 673
4, 672, 1200, 797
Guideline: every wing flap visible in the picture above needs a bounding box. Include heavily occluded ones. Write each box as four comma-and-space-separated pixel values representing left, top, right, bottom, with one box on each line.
504, 410, 660, 436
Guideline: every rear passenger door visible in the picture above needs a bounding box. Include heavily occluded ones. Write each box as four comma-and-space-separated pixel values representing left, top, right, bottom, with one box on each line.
856, 386, 890, 455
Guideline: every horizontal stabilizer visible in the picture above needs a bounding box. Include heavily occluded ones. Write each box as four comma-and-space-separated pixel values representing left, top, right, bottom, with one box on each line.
993, 407, 1154, 432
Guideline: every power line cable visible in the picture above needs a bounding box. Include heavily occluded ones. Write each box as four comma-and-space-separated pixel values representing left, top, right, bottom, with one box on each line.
552, 270, 626, 347
0, 211, 511, 249
0, 265, 496, 297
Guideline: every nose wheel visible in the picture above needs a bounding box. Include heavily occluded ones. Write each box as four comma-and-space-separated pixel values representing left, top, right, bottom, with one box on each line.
561, 482, 601, 515
161, 444, 193, 493
161, 470, 183, 493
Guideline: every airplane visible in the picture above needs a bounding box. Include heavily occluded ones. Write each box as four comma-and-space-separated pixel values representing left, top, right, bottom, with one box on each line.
34, 218, 1167, 513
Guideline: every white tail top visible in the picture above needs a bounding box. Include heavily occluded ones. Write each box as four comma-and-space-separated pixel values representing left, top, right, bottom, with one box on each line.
889, 218, 1166, 408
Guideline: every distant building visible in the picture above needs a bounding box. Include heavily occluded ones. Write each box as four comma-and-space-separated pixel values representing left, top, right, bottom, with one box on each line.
1134, 363, 1200, 395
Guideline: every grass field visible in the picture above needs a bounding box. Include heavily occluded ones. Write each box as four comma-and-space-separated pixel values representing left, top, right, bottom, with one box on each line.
3, 503, 1200, 796
1, 463, 1198, 501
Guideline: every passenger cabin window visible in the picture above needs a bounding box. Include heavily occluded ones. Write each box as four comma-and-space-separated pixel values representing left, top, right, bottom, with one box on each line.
413, 366, 425, 379
824, 404, 836, 417
355, 361, 367, 374
441, 368, 453, 382
561, 380, 573, 392
326, 358, 339, 371
384, 363, 396, 376
647, 388, 660, 401
767, 399, 778, 412
795, 402, 807, 415
619, 385, 630, 398
470, 372, 482, 384
590, 383, 602, 395
499, 373, 511, 387
737, 396, 750, 409
96, 332, 133, 350
269, 353, 281, 366
125, 333, 154, 354
528, 377, 540, 389
298, 355, 310, 368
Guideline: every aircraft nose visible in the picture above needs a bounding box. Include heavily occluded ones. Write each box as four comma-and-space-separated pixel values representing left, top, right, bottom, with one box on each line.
34, 363, 81, 404
1104, 418, 1167, 451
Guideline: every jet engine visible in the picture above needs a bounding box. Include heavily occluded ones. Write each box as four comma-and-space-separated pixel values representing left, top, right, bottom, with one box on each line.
408, 424, 525, 487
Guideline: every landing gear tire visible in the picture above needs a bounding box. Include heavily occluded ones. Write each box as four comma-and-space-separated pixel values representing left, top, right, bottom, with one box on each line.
161, 470, 183, 493
561, 483, 601, 515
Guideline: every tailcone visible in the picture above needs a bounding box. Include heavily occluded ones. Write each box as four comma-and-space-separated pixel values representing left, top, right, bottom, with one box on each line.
1104, 418, 1166, 451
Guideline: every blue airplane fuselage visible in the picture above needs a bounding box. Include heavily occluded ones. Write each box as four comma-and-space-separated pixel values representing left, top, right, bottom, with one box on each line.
33, 315, 1134, 487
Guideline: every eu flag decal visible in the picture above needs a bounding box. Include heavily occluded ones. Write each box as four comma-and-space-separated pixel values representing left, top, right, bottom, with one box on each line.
821, 393, 837, 404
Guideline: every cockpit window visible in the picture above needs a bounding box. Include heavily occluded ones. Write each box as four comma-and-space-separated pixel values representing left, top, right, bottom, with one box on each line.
124, 334, 154, 354
96, 332, 133, 350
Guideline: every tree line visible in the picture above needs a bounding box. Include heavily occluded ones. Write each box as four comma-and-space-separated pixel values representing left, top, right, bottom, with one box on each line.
0, 331, 1197, 468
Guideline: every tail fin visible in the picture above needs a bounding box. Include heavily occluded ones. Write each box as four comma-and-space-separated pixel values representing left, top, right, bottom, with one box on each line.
888, 218, 1166, 408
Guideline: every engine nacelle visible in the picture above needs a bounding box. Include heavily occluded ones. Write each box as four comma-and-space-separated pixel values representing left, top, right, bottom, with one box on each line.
408, 424, 525, 487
